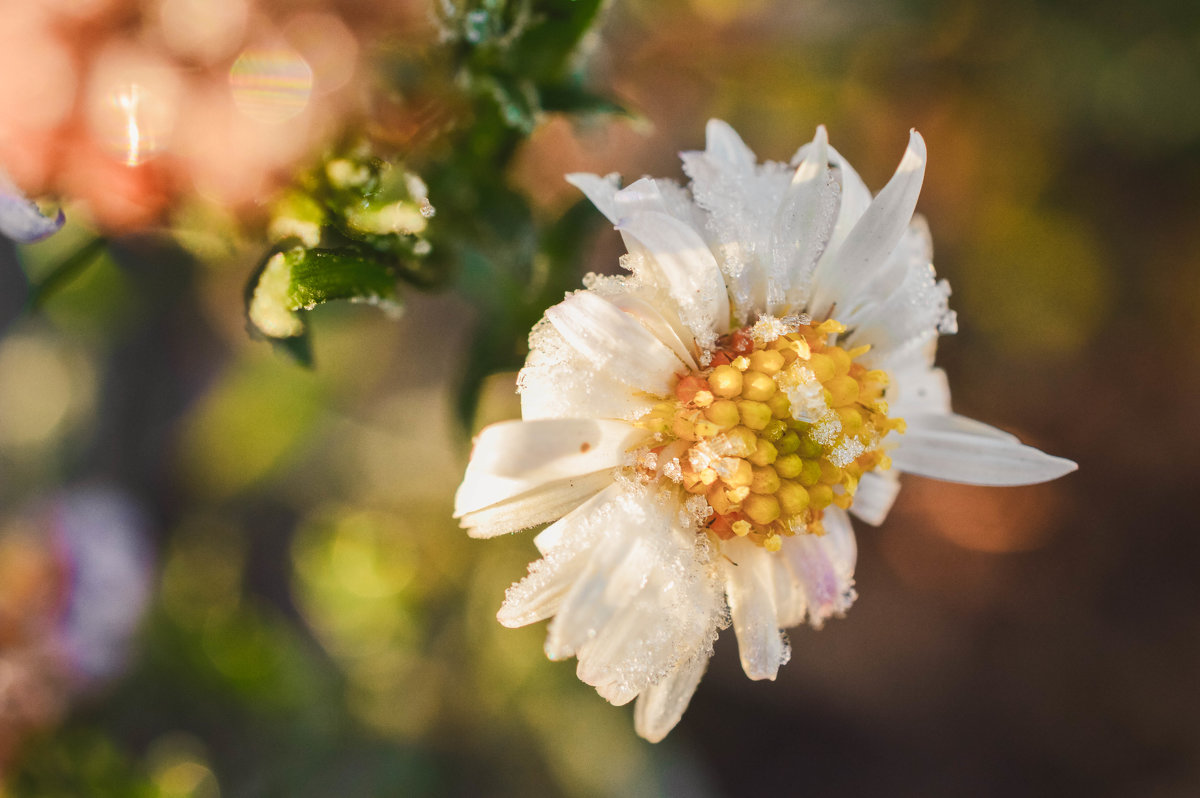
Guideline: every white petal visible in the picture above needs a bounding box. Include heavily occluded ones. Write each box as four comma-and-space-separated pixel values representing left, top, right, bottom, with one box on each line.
682, 124, 795, 325
770, 544, 809, 629
612, 177, 702, 227
886, 364, 951, 417
634, 652, 710, 743
721, 538, 789, 681
544, 489, 722, 682
772, 125, 842, 314
458, 470, 615, 538
519, 318, 656, 421
850, 470, 901, 526
904, 412, 1020, 443
565, 172, 621, 224
892, 419, 1078, 486
606, 293, 699, 371
702, 118, 757, 168
850, 221, 954, 363
781, 508, 857, 628
810, 131, 927, 321
498, 486, 621, 627
802, 143, 872, 252
546, 291, 685, 396
454, 418, 644, 517
618, 211, 731, 345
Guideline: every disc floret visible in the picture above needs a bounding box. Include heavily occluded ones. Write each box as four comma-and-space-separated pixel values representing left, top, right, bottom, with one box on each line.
636, 316, 904, 551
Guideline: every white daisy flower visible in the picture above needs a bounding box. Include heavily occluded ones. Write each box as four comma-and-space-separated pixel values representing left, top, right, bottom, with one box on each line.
455, 120, 1077, 742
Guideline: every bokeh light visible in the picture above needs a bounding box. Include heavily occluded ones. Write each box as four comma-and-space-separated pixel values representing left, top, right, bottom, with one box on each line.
229, 46, 315, 124
158, 0, 249, 65
86, 47, 181, 167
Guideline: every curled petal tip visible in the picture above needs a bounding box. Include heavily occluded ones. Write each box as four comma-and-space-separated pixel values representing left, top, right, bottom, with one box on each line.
901, 129, 927, 171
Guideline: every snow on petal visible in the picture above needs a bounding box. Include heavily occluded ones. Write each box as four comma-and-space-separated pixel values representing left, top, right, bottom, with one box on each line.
498, 486, 622, 627
540, 484, 723, 704
773, 125, 842, 314
519, 318, 658, 421
892, 419, 1078, 486
546, 291, 686, 396
849, 218, 954, 364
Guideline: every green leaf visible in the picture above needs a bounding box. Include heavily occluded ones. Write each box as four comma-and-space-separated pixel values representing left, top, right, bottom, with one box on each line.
246, 247, 403, 350
510, 0, 607, 81
538, 84, 628, 117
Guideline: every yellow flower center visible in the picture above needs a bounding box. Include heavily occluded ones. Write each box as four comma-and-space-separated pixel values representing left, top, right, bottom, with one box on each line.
636, 318, 904, 551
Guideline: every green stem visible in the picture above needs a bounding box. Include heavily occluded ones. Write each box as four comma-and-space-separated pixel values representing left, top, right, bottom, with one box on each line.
26, 237, 108, 309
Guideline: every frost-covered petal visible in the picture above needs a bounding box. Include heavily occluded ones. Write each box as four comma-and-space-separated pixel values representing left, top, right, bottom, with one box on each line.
454, 418, 644, 518
850, 471, 901, 526
546, 291, 686, 396
681, 121, 795, 325
540, 485, 723, 704
849, 218, 955, 364
892, 418, 1078, 485
458, 471, 615, 539
721, 538, 789, 680
618, 211, 731, 345
633, 651, 709, 743
810, 131, 927, 322
772, 125, 842, 314
519, 318, 657, 421
1, 169, 64, 243
498, 486, 622, 627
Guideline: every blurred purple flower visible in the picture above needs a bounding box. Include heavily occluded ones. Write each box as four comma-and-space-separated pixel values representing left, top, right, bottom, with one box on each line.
0, 166, 64, 243
50, 486, 153, 684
